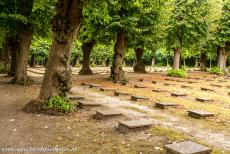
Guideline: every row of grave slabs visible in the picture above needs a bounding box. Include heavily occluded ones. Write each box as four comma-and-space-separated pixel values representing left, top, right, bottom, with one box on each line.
67, 79, 226, 154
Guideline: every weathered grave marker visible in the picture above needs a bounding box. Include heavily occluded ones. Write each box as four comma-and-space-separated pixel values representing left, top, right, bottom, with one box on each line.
210, 84, 222, 87
77, 100, 102, 108
118, 119, 153, 133
200, 87, 214, 92
196, 98, 214, 103
164, 141, 212, 154
114, 91, 129, 96
68, 95, 85, 100
152, 89, 167, 93
88, 84, 102, 88
93, 109, 122, 119
100, 87, 115, 92
155, 102, 178, 109
181, 85, 191, 89
164, 83, 176, 86
171, 92, 187, 97
188, 110, 214, 119
131, 95, 149, 101
134, 85, 147, 88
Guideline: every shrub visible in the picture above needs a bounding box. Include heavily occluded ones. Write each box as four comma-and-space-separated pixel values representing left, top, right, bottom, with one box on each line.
0, 63, 8, 74
210, 67, 224, 75
42, 96, 75, 114
167, 69, 187, 78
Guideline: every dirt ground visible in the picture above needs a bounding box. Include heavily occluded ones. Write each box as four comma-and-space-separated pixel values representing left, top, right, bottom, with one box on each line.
0, 67, 229, 154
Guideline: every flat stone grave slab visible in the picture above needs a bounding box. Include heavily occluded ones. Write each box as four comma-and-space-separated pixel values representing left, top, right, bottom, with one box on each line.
155, 102, 178, 109
210, 84, 222, 87
139, 78, 144, 82
187, 81, 198, 84
88, 84, 102, 88
118, 119, 153, 133
68, 95, 85, 100
205, 79, 214, 81
152, 80, 157, 84
100, 87, 115, 92
131, 95, 149, 101
165, 78, 174, 81
188, 110, 214, 119
201, 87, 214, 92
164, 141, 212, 154
77, 100, 102, 108
114, 91, 129, 96
181, 85, 191, 88
164, 83, 176, 86
152, 89, 167, 93
134, 84, 147, 88
226, 85, 230, 89
218, 80, 227, 83
196, 97, 214, 103
117, 81, 127, 85
81, 82, 91, 86
171, 92, 187, 97
93, 109, 122, 119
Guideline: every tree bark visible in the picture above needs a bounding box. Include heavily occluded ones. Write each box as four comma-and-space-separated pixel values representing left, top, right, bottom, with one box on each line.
172, 48, 181, 70
79, 41, 95, 75
110, 29, 127, 81
217, 46, 228, 70
151, 57, 155, 67
133, 48, 146, 73
199, 51, 206, 71
39, 0, 82, 101
30, 54, 36, 67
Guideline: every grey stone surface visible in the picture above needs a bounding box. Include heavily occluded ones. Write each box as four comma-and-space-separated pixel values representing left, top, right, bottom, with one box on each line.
164, 141, 212, 154
94, 109, 122, 119
155, 102, 178, 109
152, 89, 166, 93
188, 110, 214, 119
114, 91, 129, 96
131, 95, 149, 101
171, 92, 187, 97
77, 100, 102, 108
196, 98, 214, 103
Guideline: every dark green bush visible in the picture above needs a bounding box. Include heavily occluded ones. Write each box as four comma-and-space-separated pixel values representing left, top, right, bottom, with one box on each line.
42, 96, 75, 114
210, 67, 224, 75
167, 69, 187, 78
0, 64, 8, 74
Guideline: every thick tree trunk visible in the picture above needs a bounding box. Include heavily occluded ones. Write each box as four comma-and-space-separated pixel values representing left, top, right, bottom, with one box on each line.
9, 47, 19, 76
110, 29, 127, 81
133, 48, 146, 73
173, 48, 181, 70
39, 0, 82, 101
199, 51, 206, 71
79, 41, 95, 75
11, 26, 33, 84
217, 46, 228, 70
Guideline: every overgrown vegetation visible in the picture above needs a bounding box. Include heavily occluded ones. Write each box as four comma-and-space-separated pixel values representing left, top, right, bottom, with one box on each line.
0, 63, 8, 74
167, 69, 187, 78
210, 67, 225, 75
42, 96, 75, 114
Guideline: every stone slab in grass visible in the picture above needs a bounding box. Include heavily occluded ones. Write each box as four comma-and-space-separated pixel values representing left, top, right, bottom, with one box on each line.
218, 80, 227, 83
210, 84, 222, 87
196, 98, 214, 103
187, 81, 198, 84
68, 95, 85, 100
88, 84, 102, 88
81, 82, 91, 86
165, 78, 174, 81
155, 102, 178, 109
181, 85, 191, 88
188, 110, 214, 119
100, 87, 115, 92
205, 79, 214, 82
164, 83, 176, 86
171, 92, 187, 97
118, 119, 153, 133
152, 89, 167, 93
114, 91, 129, 96
152, 80, 157, 84
131, 95, 149, 101
93, 109, 122, 119
77, 100, 102, 108
201, 87, 215, 92
134, 85, 147, 88
139, 78, 144, 82
117, 81, 127, 85
164, 141, 212, 154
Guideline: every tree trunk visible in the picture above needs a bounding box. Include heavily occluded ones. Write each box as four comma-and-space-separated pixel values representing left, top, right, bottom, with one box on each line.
173, 48, 181, 70
11, 26, 33, 84
30, 54, 36, 67
110, 29, 127, 81
39, 0, 82, 101
2, 37, 11, 67
133, 48, 146, 73
79, 41, 95, 75
217, 46, 228, 70
199, 51, 206, 71
9, 47, 19, 76
151, 57, 155, 67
